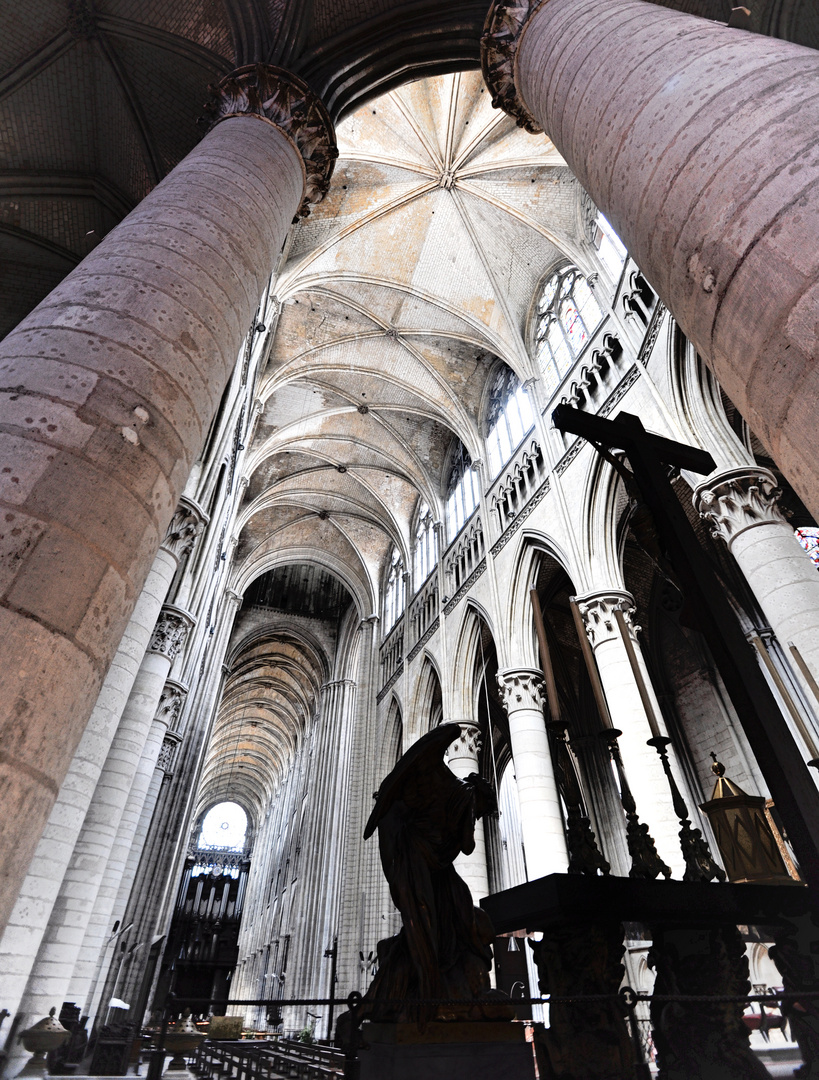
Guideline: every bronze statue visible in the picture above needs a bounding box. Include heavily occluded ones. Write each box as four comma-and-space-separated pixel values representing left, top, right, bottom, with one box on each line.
356, 722, 513, 1024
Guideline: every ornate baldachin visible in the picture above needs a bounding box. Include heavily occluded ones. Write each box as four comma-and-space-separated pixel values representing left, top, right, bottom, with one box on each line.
481, 2, 542, 135
203, 64, 338, 218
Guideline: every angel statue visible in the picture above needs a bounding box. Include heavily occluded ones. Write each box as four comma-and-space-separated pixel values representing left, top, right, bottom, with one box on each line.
352, 722, 514, 1025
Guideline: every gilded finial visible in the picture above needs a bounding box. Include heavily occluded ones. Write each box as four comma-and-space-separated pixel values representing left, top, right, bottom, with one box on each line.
710, 752, 725, 777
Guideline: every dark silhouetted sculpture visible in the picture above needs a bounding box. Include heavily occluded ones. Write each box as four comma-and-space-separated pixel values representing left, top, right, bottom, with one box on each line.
358, 722, 512, 1024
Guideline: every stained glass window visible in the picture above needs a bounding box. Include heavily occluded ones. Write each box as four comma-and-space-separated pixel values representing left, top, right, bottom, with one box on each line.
796, 527, 819, 567
485, 365, 535, 479
534, 267, 603, 394
384, 546, 406, 629
446, 441, 480, 540
413, 500, 438, 585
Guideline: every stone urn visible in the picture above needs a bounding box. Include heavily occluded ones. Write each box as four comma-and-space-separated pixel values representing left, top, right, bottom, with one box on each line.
162, 1010, 206, 1078
18, 1008, 69, 1077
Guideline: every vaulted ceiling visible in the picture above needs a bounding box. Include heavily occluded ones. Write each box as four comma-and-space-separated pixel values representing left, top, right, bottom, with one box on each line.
233, 70, 585, 613
1, 0, 813, 340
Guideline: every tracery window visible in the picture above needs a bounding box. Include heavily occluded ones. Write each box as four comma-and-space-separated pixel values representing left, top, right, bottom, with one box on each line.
485, 365, 535, 479
446, 441, 480, 540
384, 546, 406, 629
198, 802, 247, 851
413, 500, 438, 585
533, 266, 603, 396
796, 527, 819, 567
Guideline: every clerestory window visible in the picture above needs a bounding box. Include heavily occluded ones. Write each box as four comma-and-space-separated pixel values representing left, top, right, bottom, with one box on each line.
446, 441, 480, 541
413, 500, 438, 586
485, 365, 535, 480
384, 546, 406, 629
534, 266, 603, 397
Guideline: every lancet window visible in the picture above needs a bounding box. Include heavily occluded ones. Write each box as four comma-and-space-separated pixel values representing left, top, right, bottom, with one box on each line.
534, 266, 603, 396
446, 441, 480, 540
413, 500, 438, 585
384, 546, 406, 629
485, 365, 535, 479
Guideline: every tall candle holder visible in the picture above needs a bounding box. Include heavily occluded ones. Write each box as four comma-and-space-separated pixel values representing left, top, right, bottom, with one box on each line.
612, 608, 725, 883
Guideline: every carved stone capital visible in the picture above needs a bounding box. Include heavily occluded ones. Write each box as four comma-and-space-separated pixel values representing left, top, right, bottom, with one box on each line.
148, 605, 195, 661
481, 2, 543, 135
575, 590, 637, 648
203, 64, 338, 218
155, 679, 188, 731
447, 721, 482, 762
157, 731, 183, 775
497, 667, 545, 713
694, 467, 786, 548
161, 496, 208, 563
224, 588, 243, 609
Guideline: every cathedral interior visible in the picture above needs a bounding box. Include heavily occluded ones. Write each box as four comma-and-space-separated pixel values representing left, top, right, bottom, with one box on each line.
2, 0, 819, 1076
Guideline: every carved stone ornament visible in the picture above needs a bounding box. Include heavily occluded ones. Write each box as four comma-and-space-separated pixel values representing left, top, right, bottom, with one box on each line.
694, 466, 786, 549
148, 605, 195, 661
497, 667, 545, 712
155, 680, 188, 731
157, 732, 182, 775
447, 722, 482, 761
576, 590, 638, 649
481, 2, 543, 135
202, 64, 338, 218
161, 497, 207, 563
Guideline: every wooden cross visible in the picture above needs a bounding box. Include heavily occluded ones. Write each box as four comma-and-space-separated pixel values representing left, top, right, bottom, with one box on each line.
553, 404, 819, 893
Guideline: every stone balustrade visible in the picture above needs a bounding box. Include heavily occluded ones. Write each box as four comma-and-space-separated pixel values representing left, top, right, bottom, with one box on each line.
444, 513, 485, 596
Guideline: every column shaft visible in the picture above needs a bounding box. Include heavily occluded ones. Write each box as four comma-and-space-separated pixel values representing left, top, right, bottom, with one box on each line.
447, 724, 490, 902
4, 608, 192, 1076
497, 670, 568, 880
696, 467, 819, 685
0, 97, 312, 930
494, 0, 819, 516
577, 591, 683, 874
0, 545, 176, 1022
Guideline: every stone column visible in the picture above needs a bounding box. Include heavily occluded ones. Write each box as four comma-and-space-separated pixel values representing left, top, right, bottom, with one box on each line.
446, 723, 490, 901
2, 607, 194, 1077
0, 501, 203, 1023
482, 0, 819, 518
695, 467, 819, 687
70, 611, 195, 1014
575, 591, 682, 873
496, 669, 568, 879
0, 64, 336, 932
83, 682, 187, 1026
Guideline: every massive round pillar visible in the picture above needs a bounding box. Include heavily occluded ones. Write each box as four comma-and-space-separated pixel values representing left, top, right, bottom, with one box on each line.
482, 0, 819, 517
0, 64, 336, 933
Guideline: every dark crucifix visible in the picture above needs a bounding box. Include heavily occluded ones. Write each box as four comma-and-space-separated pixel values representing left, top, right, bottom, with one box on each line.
552, 404, 819, 896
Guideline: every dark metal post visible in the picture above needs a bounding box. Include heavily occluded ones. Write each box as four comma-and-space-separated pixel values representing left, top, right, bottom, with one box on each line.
552, 404, 819, 892
324, 936, 338, 1042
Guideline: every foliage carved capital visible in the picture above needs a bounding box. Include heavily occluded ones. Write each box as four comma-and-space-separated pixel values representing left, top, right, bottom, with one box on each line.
203, 64, 338, 218
481, 2, 543, 135
694, 467, 785, 548
161, 497, 207, 563
575, 590, 637, 648
497, 667, 545, 712
149, 605, 195, 662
